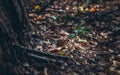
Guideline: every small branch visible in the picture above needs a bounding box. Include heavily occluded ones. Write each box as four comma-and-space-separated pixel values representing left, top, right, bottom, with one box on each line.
96, 52, 120, 56
45, 9, 66, 13
73, 50, 103, 67
38, 0, 55, 14
13, 45, 70, 60
27, 53, 63, 64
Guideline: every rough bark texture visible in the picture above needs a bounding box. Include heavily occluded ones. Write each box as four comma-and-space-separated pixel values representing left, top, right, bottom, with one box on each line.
0, 0, 30, 65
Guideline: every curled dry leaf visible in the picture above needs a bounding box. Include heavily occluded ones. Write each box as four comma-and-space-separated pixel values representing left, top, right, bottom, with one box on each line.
34, 5, 41, 10
28, 13, 35, 17
44, 67, 48, 75
48, 47, 62, 53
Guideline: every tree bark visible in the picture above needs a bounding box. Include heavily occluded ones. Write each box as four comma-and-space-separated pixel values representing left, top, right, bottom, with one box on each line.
0, 0, 30, 64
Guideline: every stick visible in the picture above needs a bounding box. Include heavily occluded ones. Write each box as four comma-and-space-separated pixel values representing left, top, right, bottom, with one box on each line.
73, 50, 103, 67
27, 53, 63, 64
38, 0, 55, 14
13, 45, 70, 60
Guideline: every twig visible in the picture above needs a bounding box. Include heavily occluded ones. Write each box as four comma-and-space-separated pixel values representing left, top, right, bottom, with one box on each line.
73, 50, 103, 67
38, 0, 55, 14
45, 9, 66, 13
13, 45, 70, 60
27, 53, 62, 64
96, 52, 120, 56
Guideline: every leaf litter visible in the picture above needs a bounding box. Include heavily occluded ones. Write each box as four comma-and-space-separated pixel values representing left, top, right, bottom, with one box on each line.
14, 0, 120, 75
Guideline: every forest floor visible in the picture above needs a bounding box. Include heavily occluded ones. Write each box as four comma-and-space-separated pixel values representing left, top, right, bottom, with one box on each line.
2, 0, 119, 75
23, 0, 120, 75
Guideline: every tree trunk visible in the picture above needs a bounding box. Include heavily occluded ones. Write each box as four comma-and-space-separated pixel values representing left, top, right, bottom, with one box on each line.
0, 0, 30, 64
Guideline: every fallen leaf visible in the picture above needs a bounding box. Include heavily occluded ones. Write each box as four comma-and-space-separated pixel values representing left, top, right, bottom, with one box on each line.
57, 51, 65, 55
34, 5, 41, 10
